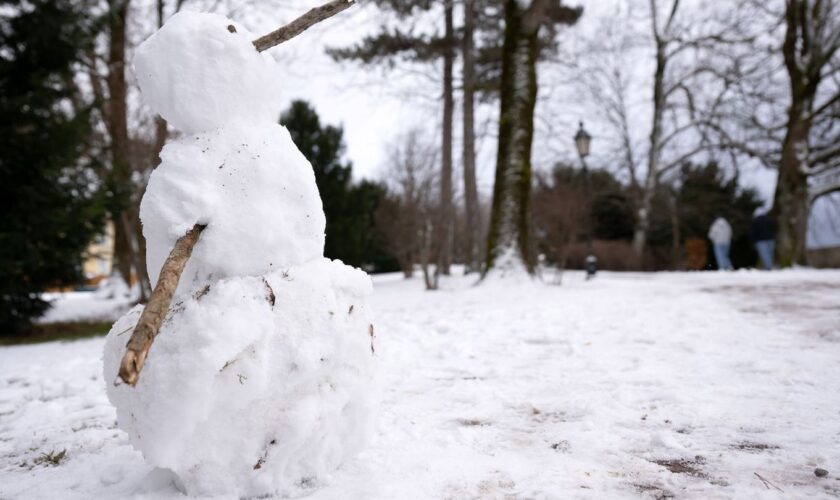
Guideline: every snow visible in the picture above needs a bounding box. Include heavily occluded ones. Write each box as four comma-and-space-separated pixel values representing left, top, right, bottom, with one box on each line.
140, 123, 326, 293
38, 277, 136, 324
37, 291, 131, 325
104, 11, 374, 497
133, 11, 281, 135
3, 270, 840, 499
102, 260, 376, 497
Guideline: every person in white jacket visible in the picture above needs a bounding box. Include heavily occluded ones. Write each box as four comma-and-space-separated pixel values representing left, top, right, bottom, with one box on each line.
708, 216, 733, 270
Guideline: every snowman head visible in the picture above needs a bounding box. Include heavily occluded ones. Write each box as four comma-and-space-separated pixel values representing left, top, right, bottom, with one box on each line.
134, 11, 282, 134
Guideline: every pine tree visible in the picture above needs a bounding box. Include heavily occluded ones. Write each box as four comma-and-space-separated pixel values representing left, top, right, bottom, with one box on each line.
280, 100, 397, 272
0, 0, 106, 334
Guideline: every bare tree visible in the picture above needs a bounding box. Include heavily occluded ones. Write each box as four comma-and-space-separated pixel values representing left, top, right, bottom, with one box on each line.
574, 12, 644, 213
576, 0, 750, 258
328, 0, 456, 279
631, 0, 714, 256
702, 0, 840, 266
377, 129, 440, 286
773, 0, 840, 265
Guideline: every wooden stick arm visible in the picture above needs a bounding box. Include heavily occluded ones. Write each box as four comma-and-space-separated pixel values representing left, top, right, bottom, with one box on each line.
118, 224, 205, 386
253, 0, 356, 52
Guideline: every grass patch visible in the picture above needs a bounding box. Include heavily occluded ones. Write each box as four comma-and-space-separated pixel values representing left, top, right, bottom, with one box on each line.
33, 449, 67, 467
0, 321, 112, 346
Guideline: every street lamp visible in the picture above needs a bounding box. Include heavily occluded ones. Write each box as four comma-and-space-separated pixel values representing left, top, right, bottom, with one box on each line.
574, 121, 597, 279
574, 122, 591, 158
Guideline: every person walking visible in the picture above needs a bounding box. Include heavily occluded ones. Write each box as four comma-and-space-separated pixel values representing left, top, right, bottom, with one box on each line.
750, 210, 776, 270
708, 216, 733, 270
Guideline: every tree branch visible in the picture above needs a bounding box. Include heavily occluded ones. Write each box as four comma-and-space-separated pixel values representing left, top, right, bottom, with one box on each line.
658, 143, 709, 175
810, 178, 840, 203
809, 140, 840, 169
117, 223, 205, 386
253, 0, 356, 52
807, 89, 840, 121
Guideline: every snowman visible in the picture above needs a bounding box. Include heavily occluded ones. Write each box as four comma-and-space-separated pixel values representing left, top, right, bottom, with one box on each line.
102, 10, 376, 497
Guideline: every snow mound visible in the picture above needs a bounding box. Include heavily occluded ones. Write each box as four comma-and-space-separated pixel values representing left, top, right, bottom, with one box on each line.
104, 10, 377, 497
103, 260, 377, 497
133, 11, 281, 134
140, 123, 326, 294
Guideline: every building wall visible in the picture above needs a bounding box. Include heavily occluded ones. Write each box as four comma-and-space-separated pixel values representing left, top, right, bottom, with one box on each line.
82, 221, 114, 282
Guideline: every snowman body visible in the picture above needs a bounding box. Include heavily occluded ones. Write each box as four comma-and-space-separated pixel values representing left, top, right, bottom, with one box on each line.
102, 12, 377, 497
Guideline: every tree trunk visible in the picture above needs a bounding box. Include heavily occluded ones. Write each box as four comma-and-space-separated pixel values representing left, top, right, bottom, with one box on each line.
401, 258, 414, 278
483, 0, 545, 276
436, 1, 455, 277
421, 220, 438, 289
128, 207, 152, 299
113, 216, 133, 286
633, 37, 667, 258
773, 0, 820, 268
462, 0, 480, 274
632, 173, 656, 262
129, 115, 168, 297
773, 105, 811, 267
106, 0, 138, 291
123, 1, 172, 297
668, 187, 681, 269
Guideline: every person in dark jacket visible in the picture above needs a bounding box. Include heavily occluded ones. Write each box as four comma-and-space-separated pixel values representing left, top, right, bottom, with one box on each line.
750, 210, 776, 269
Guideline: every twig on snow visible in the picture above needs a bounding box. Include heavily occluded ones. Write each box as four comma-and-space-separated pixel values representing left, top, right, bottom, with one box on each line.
754, 472, 784, 492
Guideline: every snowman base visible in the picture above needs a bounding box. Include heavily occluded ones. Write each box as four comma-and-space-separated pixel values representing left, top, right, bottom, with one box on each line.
103, 258, 377, 497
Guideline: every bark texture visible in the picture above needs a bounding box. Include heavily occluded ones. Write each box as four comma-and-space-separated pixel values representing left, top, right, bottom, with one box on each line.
253, 0, 356, 52
462, 0, 480, 273
483, 0, 546, 275
632, 0, 672, 257
118, 224, 205, 386
103, 0, 155, 300
106, 0, 138, 293
773, 0, 830, 267
435, 1, 455, 279
774, 110, 811, 267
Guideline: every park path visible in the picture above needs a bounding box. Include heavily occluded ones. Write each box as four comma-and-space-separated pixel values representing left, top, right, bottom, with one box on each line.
1, 270, 839, 499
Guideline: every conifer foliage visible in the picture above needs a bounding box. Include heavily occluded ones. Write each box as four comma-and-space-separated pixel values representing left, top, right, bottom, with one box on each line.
280, 100, 397, 272
0, 0, 106, 334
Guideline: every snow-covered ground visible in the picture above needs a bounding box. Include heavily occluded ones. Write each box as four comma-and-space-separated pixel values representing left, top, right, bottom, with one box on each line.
37, 291, 132, 324
1, 269, 839, 499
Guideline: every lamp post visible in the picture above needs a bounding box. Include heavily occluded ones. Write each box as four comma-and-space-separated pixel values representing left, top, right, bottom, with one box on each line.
574, 121, 597, 279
